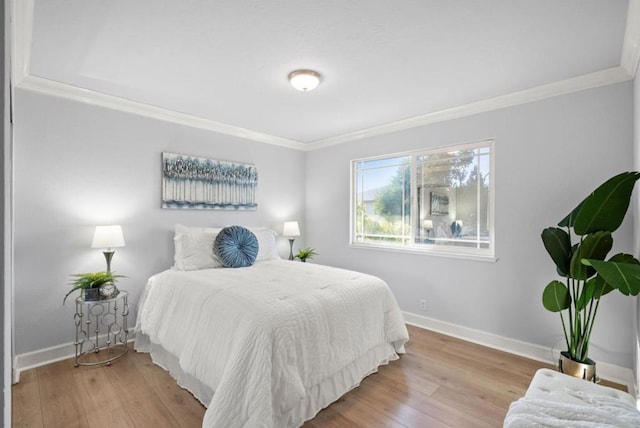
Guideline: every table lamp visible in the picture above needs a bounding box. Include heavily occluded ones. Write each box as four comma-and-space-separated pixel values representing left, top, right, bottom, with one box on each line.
283, 221, 300, 260
92, 225, 126, 272
423, 219, 433, 240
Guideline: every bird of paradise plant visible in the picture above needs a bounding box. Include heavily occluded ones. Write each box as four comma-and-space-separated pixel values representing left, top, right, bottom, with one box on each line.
541, 171, 640, 364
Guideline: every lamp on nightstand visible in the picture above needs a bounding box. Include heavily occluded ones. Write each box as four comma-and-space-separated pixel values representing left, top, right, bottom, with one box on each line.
423, 219, 433, 242
283, 221, 300, 260
92, 225, 126, 272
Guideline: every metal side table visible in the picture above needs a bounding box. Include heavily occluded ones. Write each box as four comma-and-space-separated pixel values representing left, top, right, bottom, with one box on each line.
74, 290, 129, 367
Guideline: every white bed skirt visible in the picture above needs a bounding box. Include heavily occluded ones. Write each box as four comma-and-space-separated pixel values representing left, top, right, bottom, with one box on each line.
135, 332, 400, 427
135, 333, 214, 407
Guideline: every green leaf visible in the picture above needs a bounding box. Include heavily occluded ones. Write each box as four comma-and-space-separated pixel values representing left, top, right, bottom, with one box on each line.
576, 278, 595, 311
541, 228, 571, 277
558, 200, 584, 229
585, 259, 640, 296
608, 253, 640, 265
594, 253, 640, 297
571, 172, 640, 235
592, 273, 613, 299
69, 271, 125, 288
542, 280, 570, 312
591, 254, 639, 298
569, 231, 612, 280
63, 285, 83, 305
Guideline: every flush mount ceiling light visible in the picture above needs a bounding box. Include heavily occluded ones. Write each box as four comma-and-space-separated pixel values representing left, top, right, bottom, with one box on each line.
288, 69, 321, 92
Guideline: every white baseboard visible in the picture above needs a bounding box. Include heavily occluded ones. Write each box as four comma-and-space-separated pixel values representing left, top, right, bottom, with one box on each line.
14, 315, 636, 397
13, 331, 136, 384
403, 311, 636, 393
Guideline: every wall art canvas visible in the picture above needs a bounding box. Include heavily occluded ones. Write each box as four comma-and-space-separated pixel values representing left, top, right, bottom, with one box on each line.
430, 191, 449, 216
162, 152, 258, 210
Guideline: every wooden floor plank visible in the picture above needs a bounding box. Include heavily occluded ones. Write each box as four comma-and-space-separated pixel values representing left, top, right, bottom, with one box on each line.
346, 373, 453, 428
70, 350, 137, 428
429, 382, 507, 425
401, 343, 547, 405
37, 361, 90, 428
12, 369, 44, 428
129, 344, 206, 427
307, 392, 409, 428
302, 404, 366, 428
360, 367, 493, 428
104, 348, 183, 428
12, 324, 628, 427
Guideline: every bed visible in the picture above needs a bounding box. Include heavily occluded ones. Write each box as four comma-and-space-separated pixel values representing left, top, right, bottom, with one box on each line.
134, 225, 409, 428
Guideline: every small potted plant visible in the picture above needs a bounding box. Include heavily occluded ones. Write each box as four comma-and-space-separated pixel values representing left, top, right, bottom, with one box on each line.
541, 171, 640, 381
64, 271, 125, 304
295, 247, 317, 262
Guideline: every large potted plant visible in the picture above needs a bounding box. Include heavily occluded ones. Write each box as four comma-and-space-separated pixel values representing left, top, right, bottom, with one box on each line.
542, 171, 640, 381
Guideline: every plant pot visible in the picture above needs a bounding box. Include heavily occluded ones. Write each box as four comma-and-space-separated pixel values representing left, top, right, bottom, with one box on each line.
82, 288, 102, 301
558, 351, 597, 382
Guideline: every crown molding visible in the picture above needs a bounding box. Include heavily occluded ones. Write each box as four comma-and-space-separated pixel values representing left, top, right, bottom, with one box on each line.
10, 0, 33, 86
17, 75, 305, 150
306, 67, 633, 150
17, 67, 631, 153
621, 0, 640, 77
9, 0, 636, 152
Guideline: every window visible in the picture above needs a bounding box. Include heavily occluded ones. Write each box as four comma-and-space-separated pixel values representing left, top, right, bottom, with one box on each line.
351, 140, 494, 259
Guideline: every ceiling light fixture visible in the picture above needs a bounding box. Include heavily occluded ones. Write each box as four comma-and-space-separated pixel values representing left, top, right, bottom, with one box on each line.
288, 69, 321, 92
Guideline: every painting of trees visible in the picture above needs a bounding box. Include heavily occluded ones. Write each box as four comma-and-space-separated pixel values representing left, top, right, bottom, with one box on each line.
161, 152, 258, 210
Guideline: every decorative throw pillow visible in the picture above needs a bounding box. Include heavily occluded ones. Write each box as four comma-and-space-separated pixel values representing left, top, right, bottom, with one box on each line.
214, 226, 259, 268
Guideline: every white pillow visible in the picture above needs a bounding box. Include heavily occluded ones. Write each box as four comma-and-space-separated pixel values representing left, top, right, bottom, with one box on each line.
173, 224, 223, 270
250, 228, 281, 262
173, 225, 281, 269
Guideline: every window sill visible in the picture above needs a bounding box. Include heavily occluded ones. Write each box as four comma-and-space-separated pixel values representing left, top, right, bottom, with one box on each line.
349, 242, 498, 262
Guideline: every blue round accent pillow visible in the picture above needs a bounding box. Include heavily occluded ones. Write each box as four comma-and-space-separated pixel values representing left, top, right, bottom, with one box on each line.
213, 226, 259, 268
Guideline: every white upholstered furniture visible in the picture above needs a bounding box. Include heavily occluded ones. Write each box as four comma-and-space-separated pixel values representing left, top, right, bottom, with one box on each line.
504, 368, 640, 427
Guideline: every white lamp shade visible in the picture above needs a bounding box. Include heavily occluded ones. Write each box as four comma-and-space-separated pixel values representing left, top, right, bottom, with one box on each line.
288, 70, 321, 91
92, 225, 126, 249
283, 221, 300, 237
423, 220, 433, 229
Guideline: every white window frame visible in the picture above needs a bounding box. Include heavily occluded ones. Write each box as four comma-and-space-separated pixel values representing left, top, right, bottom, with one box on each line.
349, 139, 496, 261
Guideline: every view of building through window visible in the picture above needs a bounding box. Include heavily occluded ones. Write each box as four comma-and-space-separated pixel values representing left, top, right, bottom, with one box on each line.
352, 140, 493, 257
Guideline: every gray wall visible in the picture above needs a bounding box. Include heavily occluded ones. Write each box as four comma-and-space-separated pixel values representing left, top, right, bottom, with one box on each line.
12, 89, 306, 355
306, 81, 635, 369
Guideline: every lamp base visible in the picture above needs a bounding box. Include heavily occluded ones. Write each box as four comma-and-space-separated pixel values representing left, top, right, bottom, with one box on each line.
103, 250, 115, 272
288, 239, 295, 260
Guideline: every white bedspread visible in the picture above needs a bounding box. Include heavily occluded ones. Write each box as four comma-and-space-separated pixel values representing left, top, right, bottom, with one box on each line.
135, 260, 409, 427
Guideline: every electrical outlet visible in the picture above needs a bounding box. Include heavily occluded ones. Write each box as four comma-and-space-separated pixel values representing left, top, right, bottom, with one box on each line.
419, 299, 427, 311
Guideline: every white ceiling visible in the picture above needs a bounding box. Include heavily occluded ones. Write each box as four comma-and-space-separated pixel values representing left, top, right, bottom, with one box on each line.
23, 0, 634, 145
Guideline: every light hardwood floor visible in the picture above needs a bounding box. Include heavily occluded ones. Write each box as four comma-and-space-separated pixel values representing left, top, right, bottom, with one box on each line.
12, 324, 625, 428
